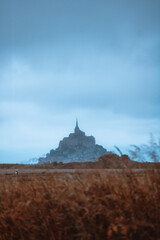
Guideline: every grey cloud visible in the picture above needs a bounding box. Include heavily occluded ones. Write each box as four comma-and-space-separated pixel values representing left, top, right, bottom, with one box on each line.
0, 0, 160, 51
0, 0, 160, 163
1, 43, 159, 118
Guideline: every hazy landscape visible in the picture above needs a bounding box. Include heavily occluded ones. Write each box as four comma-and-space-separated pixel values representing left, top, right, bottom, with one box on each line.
1, 0, 160, 239
0, 142, 160, 239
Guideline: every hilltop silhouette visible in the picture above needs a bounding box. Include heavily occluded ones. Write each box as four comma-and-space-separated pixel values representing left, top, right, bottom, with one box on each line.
39, 120, 108, 164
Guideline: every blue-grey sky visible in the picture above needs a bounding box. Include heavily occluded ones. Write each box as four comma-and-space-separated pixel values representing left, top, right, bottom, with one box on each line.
0, 0, 160, 163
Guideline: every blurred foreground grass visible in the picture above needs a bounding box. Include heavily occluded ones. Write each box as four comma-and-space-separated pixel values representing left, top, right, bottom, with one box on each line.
0, 170, 159, 240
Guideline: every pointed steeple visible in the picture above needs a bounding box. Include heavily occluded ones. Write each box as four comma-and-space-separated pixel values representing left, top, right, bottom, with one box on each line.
75, 118, 80, 134
76, 118, 78, 128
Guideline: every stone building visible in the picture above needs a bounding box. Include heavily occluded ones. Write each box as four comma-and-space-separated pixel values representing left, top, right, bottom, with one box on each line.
39, 120, 107, 163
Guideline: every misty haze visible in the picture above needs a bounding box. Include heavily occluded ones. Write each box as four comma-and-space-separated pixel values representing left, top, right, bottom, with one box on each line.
0, 0, 160, 163
0, 1, 160, 239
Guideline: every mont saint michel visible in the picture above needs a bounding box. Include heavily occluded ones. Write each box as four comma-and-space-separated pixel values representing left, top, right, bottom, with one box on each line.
39, 120, 107, 164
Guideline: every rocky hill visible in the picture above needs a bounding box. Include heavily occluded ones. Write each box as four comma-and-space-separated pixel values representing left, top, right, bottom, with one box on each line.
39, 120, 108, 164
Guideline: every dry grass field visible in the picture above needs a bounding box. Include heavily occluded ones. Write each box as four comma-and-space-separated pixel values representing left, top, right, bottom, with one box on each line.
0, 168, 159, 240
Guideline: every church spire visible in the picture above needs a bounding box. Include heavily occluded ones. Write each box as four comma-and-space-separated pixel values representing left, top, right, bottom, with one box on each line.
76, 118, 78, 128
75, 118, 80, 134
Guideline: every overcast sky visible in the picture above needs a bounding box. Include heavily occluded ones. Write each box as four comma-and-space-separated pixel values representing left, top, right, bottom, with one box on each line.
0, 0, 160, 163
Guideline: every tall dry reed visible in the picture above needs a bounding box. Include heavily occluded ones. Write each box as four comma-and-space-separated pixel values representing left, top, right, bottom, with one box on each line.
0, 170, 159, 240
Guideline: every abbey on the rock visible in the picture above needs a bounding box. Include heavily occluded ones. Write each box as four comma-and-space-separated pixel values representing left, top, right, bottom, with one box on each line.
39, 120, 107, 163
